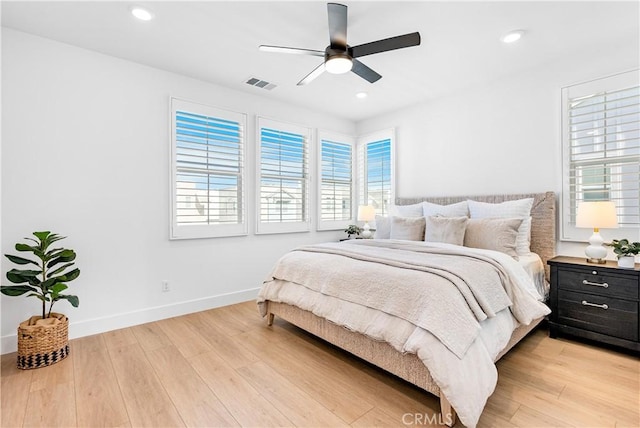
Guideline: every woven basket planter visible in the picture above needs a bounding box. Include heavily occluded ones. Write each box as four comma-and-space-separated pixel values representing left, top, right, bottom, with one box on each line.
17, 312, 69, 370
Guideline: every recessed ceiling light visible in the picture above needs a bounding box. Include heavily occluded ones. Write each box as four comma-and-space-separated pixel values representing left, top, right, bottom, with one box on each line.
501, 30, 524, 44
130, 6, 154, 21
356, 92, 368, 99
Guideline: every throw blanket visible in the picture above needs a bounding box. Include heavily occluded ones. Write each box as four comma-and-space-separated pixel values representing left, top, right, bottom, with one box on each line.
257, 240, 551, 427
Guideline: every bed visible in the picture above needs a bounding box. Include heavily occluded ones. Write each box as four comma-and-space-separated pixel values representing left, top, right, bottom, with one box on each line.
257, 192, 556, 427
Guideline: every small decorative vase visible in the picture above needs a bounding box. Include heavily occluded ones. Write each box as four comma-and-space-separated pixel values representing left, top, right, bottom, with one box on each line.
617, 255, 636, 269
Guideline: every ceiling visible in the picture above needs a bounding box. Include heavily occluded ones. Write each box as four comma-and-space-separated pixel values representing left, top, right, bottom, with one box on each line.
2, 1, 639, 122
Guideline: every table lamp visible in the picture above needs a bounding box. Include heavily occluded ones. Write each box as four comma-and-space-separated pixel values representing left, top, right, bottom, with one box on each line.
357, 205, 376, 238
575, 201, 619, 264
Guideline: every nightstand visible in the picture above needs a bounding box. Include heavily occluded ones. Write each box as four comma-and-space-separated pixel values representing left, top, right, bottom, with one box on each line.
547, 256, 639, 352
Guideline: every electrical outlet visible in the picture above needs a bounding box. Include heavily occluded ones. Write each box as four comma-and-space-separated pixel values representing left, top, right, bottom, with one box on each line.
161, 280, 170, 292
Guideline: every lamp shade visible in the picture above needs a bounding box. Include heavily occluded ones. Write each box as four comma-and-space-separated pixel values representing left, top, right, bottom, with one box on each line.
576, 201, 619, 229
357, 205, 376, 222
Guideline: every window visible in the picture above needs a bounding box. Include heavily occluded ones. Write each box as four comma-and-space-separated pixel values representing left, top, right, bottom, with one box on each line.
170, 98, 247, 239
561, 70, 640, 241
257, 117, 311, 234
357, 129, 395, 216
317, 131, 355, 230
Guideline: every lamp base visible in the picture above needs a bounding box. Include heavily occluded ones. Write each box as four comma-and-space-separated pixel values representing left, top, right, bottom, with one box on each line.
361, 222, 372, 239
585, 257, 607, 264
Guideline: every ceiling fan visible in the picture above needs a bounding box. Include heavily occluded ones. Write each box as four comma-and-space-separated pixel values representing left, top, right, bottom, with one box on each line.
259, 3, 421, 86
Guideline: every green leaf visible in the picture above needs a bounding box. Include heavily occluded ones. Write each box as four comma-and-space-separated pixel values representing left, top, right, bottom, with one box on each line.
32, 231, 51, 242
47, 250, 76, 268
6, 269, 40, 284
0, 285, 38, 297
40, 277, 60, 290
51, 283, 68, 294
62, 268, 80, 282
15, 243, 36, 252
26, 292, 46, 301
49, 262, 75, 276
58, 294, 79, 307
5, 254, 37, 265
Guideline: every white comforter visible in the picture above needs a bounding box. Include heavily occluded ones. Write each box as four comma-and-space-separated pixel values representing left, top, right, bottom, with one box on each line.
257, 240, 550, 427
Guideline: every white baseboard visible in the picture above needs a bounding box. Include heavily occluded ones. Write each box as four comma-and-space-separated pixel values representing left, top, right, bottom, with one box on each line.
1, 287, 260, 355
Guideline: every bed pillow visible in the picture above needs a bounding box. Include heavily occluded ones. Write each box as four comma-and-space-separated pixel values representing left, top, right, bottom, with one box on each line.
373, 215, 391, 239
425, 216, 468, 246
423, 200, 469, 217
390, 216, 426, 241
467, 198, 534, 255
391, 202, 424, 217
464, 218, 523, 259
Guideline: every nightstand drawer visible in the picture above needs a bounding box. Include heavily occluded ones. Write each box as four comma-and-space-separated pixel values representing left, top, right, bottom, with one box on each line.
557, 268, 639, 300
557, 290, 639, 341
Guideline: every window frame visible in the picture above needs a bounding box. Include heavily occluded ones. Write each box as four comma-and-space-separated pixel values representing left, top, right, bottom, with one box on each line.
255, 116, 312, 234
316, 130, 356, 231
169, 97, 248, 240
357, 128, 396, 218
560, 70, 640, 242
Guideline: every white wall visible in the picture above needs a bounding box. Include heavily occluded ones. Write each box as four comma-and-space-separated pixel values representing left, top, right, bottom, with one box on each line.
1, 29, 354, 353
356, 43, 639, 259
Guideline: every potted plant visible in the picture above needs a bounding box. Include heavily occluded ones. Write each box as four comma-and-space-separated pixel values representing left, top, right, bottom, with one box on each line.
606, 239, 640, 269
344, 224, 362, 239
1, 231, 80, 369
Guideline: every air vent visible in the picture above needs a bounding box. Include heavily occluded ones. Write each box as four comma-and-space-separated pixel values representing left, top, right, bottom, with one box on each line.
245, 77, 277, 91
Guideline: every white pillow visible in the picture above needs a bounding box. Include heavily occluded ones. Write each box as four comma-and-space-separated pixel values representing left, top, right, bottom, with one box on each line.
423, 200, 469, 217
390, 216, 426, 241
373, 215, 390, 239
390, 202, 424, 217
467, 198, 534, 255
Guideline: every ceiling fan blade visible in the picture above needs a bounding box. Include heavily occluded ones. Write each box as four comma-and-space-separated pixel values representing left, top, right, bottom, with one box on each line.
351, 32, 421, 58
351, 59, 382, 83
259, 45, 325, 57
297, 62, 326, 86
327, 3, 348, 48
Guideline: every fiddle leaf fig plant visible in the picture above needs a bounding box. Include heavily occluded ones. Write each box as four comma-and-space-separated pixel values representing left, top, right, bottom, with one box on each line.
1, 231, 80, 319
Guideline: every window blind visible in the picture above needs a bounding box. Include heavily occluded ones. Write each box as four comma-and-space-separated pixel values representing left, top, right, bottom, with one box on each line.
320, 139, 352, 222
170, 98, 246, 239
258, 119, 310, 232
561, 70, 640, 241
567, 85, 639, 226
358, 131, 394, 216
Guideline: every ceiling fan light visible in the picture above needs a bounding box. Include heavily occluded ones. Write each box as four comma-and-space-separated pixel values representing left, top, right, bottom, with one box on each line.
130, 6, 154, 21
501, 30, 524, 43
325, 56, 353, 74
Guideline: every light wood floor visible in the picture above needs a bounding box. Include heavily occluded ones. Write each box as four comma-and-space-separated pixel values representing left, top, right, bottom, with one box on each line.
1, 301, 638, 427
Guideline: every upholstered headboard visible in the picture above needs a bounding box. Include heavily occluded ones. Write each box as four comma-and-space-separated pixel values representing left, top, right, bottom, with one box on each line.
396, 191, 556, 280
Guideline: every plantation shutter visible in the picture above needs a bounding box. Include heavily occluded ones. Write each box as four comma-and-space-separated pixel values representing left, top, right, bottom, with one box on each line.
320, 138, 353, 223
561, 70, 640, 240
170, 98, 247, 239
358, 130, 394, 217
257, 118, 310, 234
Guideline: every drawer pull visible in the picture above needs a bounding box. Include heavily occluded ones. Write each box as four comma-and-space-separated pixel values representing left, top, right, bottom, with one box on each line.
591, 270, 598, 275
582, 279, 609, 288
581, 300, 609, 310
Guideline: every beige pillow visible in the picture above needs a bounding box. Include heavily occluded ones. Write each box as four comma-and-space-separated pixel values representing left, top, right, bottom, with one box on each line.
390, 216, 426, 241
464, 218, 524, 259
425, 216, 468, 246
